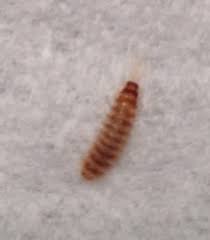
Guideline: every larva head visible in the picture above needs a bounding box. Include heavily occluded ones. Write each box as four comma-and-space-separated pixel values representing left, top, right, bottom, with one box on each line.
122, 81, 139, 98
127, 81, 138, 92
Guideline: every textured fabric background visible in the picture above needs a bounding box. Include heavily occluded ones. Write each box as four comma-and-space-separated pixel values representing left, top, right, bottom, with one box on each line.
0, 1, 210, 239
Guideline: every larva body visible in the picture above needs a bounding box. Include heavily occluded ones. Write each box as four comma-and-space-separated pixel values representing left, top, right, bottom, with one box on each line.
81, 81, 139, 180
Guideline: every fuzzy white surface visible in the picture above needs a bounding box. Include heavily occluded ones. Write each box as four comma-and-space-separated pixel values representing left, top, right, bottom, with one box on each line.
0, 1, 210, 239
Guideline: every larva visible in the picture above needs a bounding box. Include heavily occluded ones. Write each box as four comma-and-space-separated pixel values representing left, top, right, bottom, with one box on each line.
81, 70, 140, 180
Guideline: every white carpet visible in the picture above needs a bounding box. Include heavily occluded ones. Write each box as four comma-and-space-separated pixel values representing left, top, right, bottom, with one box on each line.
0, 1, 210, 239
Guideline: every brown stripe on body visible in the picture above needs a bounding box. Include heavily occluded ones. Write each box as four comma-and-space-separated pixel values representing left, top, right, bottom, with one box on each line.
90, 151, 112, 168
108, 113, 133, 129
101, 127, 127, 146
83, 161, 102, 176
82, 150, 113, 180
111, 104, 136, 119
117, 94, 137, 107
94, 143, 116, 159
104, 122, 130, 136
98, 135, 122, 153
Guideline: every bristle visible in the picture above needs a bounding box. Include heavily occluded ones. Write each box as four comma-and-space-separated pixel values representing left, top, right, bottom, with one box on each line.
128, 56, 142, 81
81, 68, 140, 180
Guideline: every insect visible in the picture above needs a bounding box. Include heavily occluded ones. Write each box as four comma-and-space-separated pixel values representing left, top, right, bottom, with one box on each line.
81, 66, 140, 180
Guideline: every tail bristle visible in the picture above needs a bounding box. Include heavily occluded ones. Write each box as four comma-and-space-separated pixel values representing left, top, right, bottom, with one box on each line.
128, 57, 143, 83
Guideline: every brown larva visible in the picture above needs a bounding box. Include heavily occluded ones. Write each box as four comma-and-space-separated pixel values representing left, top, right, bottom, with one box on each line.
81, 68, 140, 180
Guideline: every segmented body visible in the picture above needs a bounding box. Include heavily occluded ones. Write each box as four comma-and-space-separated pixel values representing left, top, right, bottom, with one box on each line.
81, 81, 139, 180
